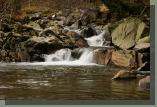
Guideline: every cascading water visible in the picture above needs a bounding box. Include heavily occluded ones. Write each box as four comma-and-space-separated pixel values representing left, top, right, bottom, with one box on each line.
41, 28, 108, 65
16, 25, 109, 66
43, 48, 95, 65
45, 49, 73, 62
85, 31, 106, 47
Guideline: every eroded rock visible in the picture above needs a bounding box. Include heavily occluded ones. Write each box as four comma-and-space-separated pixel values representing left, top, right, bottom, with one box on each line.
94, 48, 114, 65
111, 50, 137, 68
111, 17, 149, 50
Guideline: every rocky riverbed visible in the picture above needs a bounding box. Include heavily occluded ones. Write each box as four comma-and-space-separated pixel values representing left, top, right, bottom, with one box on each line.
0, 1, 151, 92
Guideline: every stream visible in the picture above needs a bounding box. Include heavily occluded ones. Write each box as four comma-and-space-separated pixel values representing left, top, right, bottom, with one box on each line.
0, 64, 149, 100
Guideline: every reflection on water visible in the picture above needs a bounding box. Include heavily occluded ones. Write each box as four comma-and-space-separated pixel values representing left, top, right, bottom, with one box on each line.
0, 64, 149, 100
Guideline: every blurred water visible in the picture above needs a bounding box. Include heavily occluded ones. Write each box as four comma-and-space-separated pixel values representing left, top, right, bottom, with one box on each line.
0, 64, 149, 100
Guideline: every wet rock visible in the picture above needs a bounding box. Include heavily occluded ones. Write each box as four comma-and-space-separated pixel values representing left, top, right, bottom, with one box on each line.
138, 76, 150, 90
111, 17, 148, 50
111, 50, 137, 68
112, 70, 136, 80
94, 48, 114, 65
80, 27, 97, 38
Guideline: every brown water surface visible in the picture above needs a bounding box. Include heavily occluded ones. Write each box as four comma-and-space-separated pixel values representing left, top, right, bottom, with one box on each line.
0, 64, 149, 100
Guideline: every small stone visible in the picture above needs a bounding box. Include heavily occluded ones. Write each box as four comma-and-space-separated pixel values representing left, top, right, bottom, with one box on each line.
138, 76, 150, 90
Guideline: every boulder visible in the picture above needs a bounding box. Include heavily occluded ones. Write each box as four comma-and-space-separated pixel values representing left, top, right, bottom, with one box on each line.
65, 31, 88, 48
138, 76, 150, 90
80, 27, 97, 38
111, 17, 149, 50
24, 36, 63, 53
94, 48, 114, 65
112, 70, 137, 80
21, 36, 63, 61
111, 50, 137, 68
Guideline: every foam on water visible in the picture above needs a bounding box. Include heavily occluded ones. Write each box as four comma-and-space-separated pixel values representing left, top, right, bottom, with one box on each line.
85, 31, 106, 47
42, 48, 96, 65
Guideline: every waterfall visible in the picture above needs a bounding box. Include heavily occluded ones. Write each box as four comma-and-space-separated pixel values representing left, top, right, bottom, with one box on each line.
19, 26, 109, 65
43, 29, 108, 65
77, 48, 95, 63
44, 48, 95, 65
45, 48, 73, 62
85, 31, 106, 47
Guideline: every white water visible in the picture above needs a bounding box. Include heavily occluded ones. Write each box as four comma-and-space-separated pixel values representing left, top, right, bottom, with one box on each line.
45, 49, 73, 62
42, 28, 108, 65
43, 48, 95, 65
17, 26, 108, 65
85, 31, 106, 47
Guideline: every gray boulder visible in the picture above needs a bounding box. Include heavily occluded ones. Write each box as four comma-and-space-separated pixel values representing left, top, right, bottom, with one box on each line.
111, 17, 149, 50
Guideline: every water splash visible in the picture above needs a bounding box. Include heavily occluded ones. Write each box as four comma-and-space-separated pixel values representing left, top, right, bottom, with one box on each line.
45, 48, 73, 62
85, 31, 106, 47
44, 48, 95, 65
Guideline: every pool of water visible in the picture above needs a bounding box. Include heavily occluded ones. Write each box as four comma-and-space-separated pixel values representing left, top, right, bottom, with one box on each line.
0, 64, 149, 100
